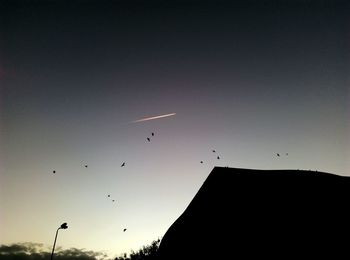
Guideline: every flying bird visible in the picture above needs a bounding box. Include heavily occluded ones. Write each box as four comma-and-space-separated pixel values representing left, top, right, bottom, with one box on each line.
147, 137, 150, 142
53, 170, 56, 174
286, 153, 288, 156
277, 153, 280, 157
112, 200, 115, 202
121, 162, 125, 167
212, 150, 216, 153
200, 161, 203, 164
108, 195, 110, 197
123, 228, 127, 232
84, 165, 88, 168
151, 132, 154, 136
217, 156, 220, 160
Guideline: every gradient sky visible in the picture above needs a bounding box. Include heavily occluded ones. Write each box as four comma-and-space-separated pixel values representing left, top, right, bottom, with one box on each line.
1, 0, 349, 258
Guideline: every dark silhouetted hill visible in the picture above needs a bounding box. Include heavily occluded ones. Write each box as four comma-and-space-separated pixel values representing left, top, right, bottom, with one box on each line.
157, 167, 350, 259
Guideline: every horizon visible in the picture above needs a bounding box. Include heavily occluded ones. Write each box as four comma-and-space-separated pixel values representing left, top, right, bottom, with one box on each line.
1, 167, 349, 259
1, 0, 349, 258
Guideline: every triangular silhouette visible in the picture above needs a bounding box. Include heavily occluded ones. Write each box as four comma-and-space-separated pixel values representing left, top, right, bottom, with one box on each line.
158, 167, 350, 259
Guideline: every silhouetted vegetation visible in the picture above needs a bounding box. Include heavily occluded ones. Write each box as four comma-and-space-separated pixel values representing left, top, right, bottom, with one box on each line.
115, 239, 160, 260
0, 240, 161, 260
0, 243, 107, 260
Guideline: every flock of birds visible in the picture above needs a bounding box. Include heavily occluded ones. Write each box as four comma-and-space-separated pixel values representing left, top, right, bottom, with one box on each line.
50, 130, 290, 233
50, 132, 158, 233
200, 149, 221, 164
107, 194, 116, 203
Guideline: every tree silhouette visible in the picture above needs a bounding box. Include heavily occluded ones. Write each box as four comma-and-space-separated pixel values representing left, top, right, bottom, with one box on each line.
115, 239, 160, 260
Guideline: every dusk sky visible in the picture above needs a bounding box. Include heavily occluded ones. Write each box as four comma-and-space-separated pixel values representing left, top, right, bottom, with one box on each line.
1, 0, 349, 258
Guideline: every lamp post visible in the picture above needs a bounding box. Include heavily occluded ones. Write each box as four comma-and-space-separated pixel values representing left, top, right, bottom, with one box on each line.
51, 223, 68, 260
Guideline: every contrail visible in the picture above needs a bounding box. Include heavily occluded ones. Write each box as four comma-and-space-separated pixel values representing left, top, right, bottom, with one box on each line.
132, 112, 176, 123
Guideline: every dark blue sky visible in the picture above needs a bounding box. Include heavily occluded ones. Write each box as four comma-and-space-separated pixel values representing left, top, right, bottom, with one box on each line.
1, 0, 349, 257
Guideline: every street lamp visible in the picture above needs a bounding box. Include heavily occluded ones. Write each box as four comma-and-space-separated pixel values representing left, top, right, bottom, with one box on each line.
50, 223, 68, 260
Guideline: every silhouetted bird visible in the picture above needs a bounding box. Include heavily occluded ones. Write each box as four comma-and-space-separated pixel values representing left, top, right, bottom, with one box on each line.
151, 132, 154, 136
112, 200, 115, 202
217, 156, 220, 160
147, 137, 150, 142
212, 150, 216, 153
84, 165, 88, 168
53, 170, 56, 174
108, 195, 110, 197
286, 153, 288, 156
121, 162, 125, 167
123, 228, 127, 232
200, 161, 203, 164
277, 153, 280, 157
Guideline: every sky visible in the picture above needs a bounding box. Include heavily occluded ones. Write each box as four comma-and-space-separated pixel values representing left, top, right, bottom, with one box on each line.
1, 0, 349, 258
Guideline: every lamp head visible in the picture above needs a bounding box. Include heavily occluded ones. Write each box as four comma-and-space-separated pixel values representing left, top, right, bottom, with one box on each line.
60, 223, 68, 229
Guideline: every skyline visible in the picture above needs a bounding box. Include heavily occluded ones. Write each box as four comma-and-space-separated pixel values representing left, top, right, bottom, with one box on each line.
1, 0, 349, 258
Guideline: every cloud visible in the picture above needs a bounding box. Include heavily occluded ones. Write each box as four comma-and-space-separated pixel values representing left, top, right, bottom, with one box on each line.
0, 243, 109, 260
